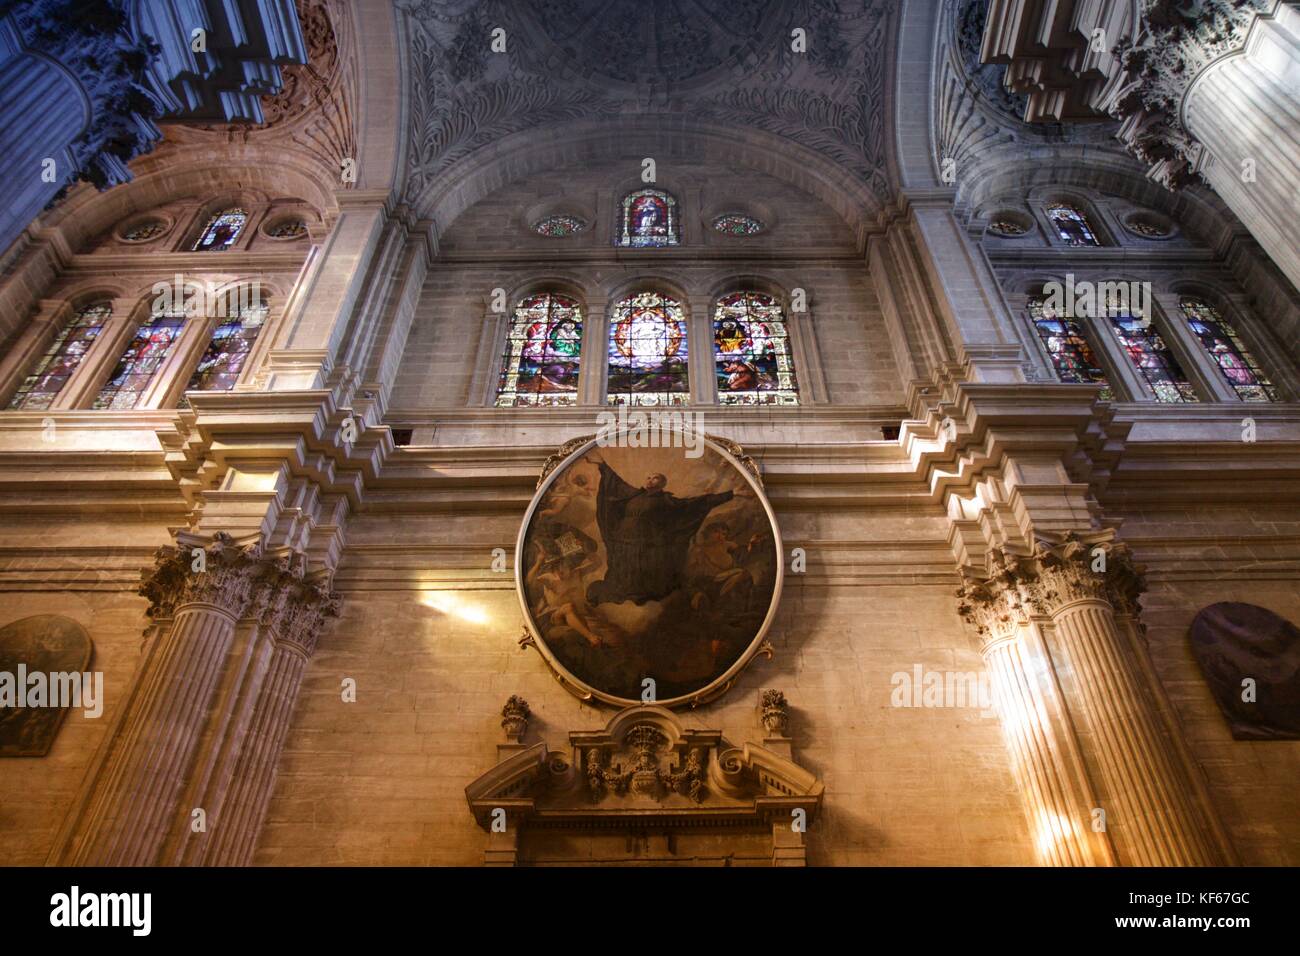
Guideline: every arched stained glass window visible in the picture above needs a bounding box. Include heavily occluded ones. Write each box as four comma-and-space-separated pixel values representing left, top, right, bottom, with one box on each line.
179, 293, 269, 406
1027, 296, 1112, 399
7, 302, 111, 409
193, 208, 247, 252
92, 310, 187, 409
607, 291, 689, 405
1106, 310, 1197, 403
617, 189, 678, 248
1045, 203, 1100, 247
495, 293, 584, 407
713, 292, 798, 405
1179, 297, 1279, 402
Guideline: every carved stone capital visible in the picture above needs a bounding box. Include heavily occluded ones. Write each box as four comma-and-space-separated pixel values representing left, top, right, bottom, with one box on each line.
138, 532, 266, 621
139, 533, 340, 655
957, 532, 1147, 641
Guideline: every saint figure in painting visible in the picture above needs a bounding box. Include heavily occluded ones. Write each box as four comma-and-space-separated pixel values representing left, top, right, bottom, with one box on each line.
586, 461, 740, 606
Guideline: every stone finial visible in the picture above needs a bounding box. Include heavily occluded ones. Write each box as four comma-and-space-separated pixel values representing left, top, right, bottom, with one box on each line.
760, 689, 789, 737
501, 695, 530, 742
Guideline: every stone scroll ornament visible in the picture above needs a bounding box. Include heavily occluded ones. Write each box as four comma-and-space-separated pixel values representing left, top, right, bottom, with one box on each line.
0, 615, 92, 757
516, 433, 781, 708
1190, 602, 1300, 740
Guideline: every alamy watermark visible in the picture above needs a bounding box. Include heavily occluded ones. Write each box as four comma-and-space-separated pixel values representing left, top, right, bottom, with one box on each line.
595, 406, 705, 458
151, 274, 262, 318
0, 665, 103, 718
890, 664, 995, 717
1042, 274, 1150, 322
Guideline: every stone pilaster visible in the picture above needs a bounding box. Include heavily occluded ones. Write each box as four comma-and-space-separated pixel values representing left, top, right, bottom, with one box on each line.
61, 533, 339, 866
960, 532, 1230, 865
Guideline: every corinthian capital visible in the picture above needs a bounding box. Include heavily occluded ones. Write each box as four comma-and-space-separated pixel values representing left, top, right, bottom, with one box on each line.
957, 532, 1148, 640
138, 532, 266, 621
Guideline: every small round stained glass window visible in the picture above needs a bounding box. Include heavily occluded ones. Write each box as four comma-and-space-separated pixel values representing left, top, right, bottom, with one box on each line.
534, 214, 587, 238
988, 218, 1028, 237
120, 219, 167, 242
712, 213, 765, 237
265, 218, 308, 239
1124, 215, 1172, 239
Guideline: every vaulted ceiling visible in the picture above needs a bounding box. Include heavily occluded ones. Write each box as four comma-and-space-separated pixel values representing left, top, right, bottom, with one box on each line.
397, 0, 898, 216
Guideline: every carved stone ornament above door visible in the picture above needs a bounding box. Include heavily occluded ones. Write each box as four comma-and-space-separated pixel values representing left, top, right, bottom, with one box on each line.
515, 432, 782, 708
465, 699, 822, 866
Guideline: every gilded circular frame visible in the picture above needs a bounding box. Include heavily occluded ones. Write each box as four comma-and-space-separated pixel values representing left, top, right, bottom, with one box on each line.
515, 432, 783, 708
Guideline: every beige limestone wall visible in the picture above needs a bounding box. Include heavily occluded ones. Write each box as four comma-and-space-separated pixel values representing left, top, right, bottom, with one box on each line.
0, 512, 173, 864
1122, 503, 1300, 866
254, 508, 1034, 866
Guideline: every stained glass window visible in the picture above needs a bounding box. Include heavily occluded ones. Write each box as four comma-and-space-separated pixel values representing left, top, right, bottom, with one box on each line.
1045, 203, 1100, 247
713, 292, 798, 405
988, 218, 1028, 237
607, 291, 689, 405
7, 302, 111, 410
1106, 310, 1197, 403
1027, 296, 1113, 399
712, 214, 764, 237
121, 219, 167, 242
1125, 215, 1171, 239
179, 295, 269, 405
193, 209, 247, 252
534, 215, 587, 238
92, 310, 187, 409
1179, 297, 1279, 402
265, 218, 307, 239
617, 189, 678, 248
495, 293, 584, 407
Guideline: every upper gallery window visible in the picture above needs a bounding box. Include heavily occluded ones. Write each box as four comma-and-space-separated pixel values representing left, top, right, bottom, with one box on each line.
617, 189, 679, 248
1045, 203, 1100, 247
713, 292, 798, 405
711, 213, 765, 237
193, 208, 248, 252
92, 310, 187, 409
495, 293, 584, 407
179, 294, 270, 405
1027, 297, 1112, 399
607, 291, 689, 405
7, 301, 111, 410
1179, 297, 1279, 402
533, 214, 587, 238
1106, 309, 1198, 403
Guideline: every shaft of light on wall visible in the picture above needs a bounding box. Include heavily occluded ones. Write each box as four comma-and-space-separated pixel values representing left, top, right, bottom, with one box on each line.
420, 592, 491, 626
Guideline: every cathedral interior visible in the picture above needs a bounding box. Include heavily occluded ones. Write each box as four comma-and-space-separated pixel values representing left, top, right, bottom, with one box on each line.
0, 0, 1297, 870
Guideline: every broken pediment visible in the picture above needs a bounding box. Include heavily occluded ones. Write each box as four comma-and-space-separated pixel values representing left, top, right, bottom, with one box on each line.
465, 697, 822, 866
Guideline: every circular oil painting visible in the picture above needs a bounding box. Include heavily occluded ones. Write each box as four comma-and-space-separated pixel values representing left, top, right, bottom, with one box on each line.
516, 434, 782, 707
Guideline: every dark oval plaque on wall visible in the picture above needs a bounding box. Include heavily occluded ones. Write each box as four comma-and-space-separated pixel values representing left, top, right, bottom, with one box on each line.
1190, 602, 1300, 740
0, 615, 93, 757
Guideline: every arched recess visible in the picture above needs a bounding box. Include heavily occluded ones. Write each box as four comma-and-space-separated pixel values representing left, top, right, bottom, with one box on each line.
407, 118, 886, 252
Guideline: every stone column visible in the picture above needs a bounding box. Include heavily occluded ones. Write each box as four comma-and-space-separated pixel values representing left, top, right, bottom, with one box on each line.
64, 534, 339, 866
958, 557, 1115, 866
961, 533, 1230, 866
70, 534, 263, 865
187, 556, 339, 866
1182, 2, 1300, 292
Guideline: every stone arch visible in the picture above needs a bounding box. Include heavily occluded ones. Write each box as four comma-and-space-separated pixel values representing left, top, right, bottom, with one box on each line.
409, 118, 885, 251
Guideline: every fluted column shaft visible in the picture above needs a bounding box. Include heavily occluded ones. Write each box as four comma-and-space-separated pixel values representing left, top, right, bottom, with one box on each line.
1184, 3, 1300, 292
978, 626, 1112, 866
960, 533, 1231, 866
74, 603, 241, 865
200, 640, 310, 865
1048, 597, 1220, 865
